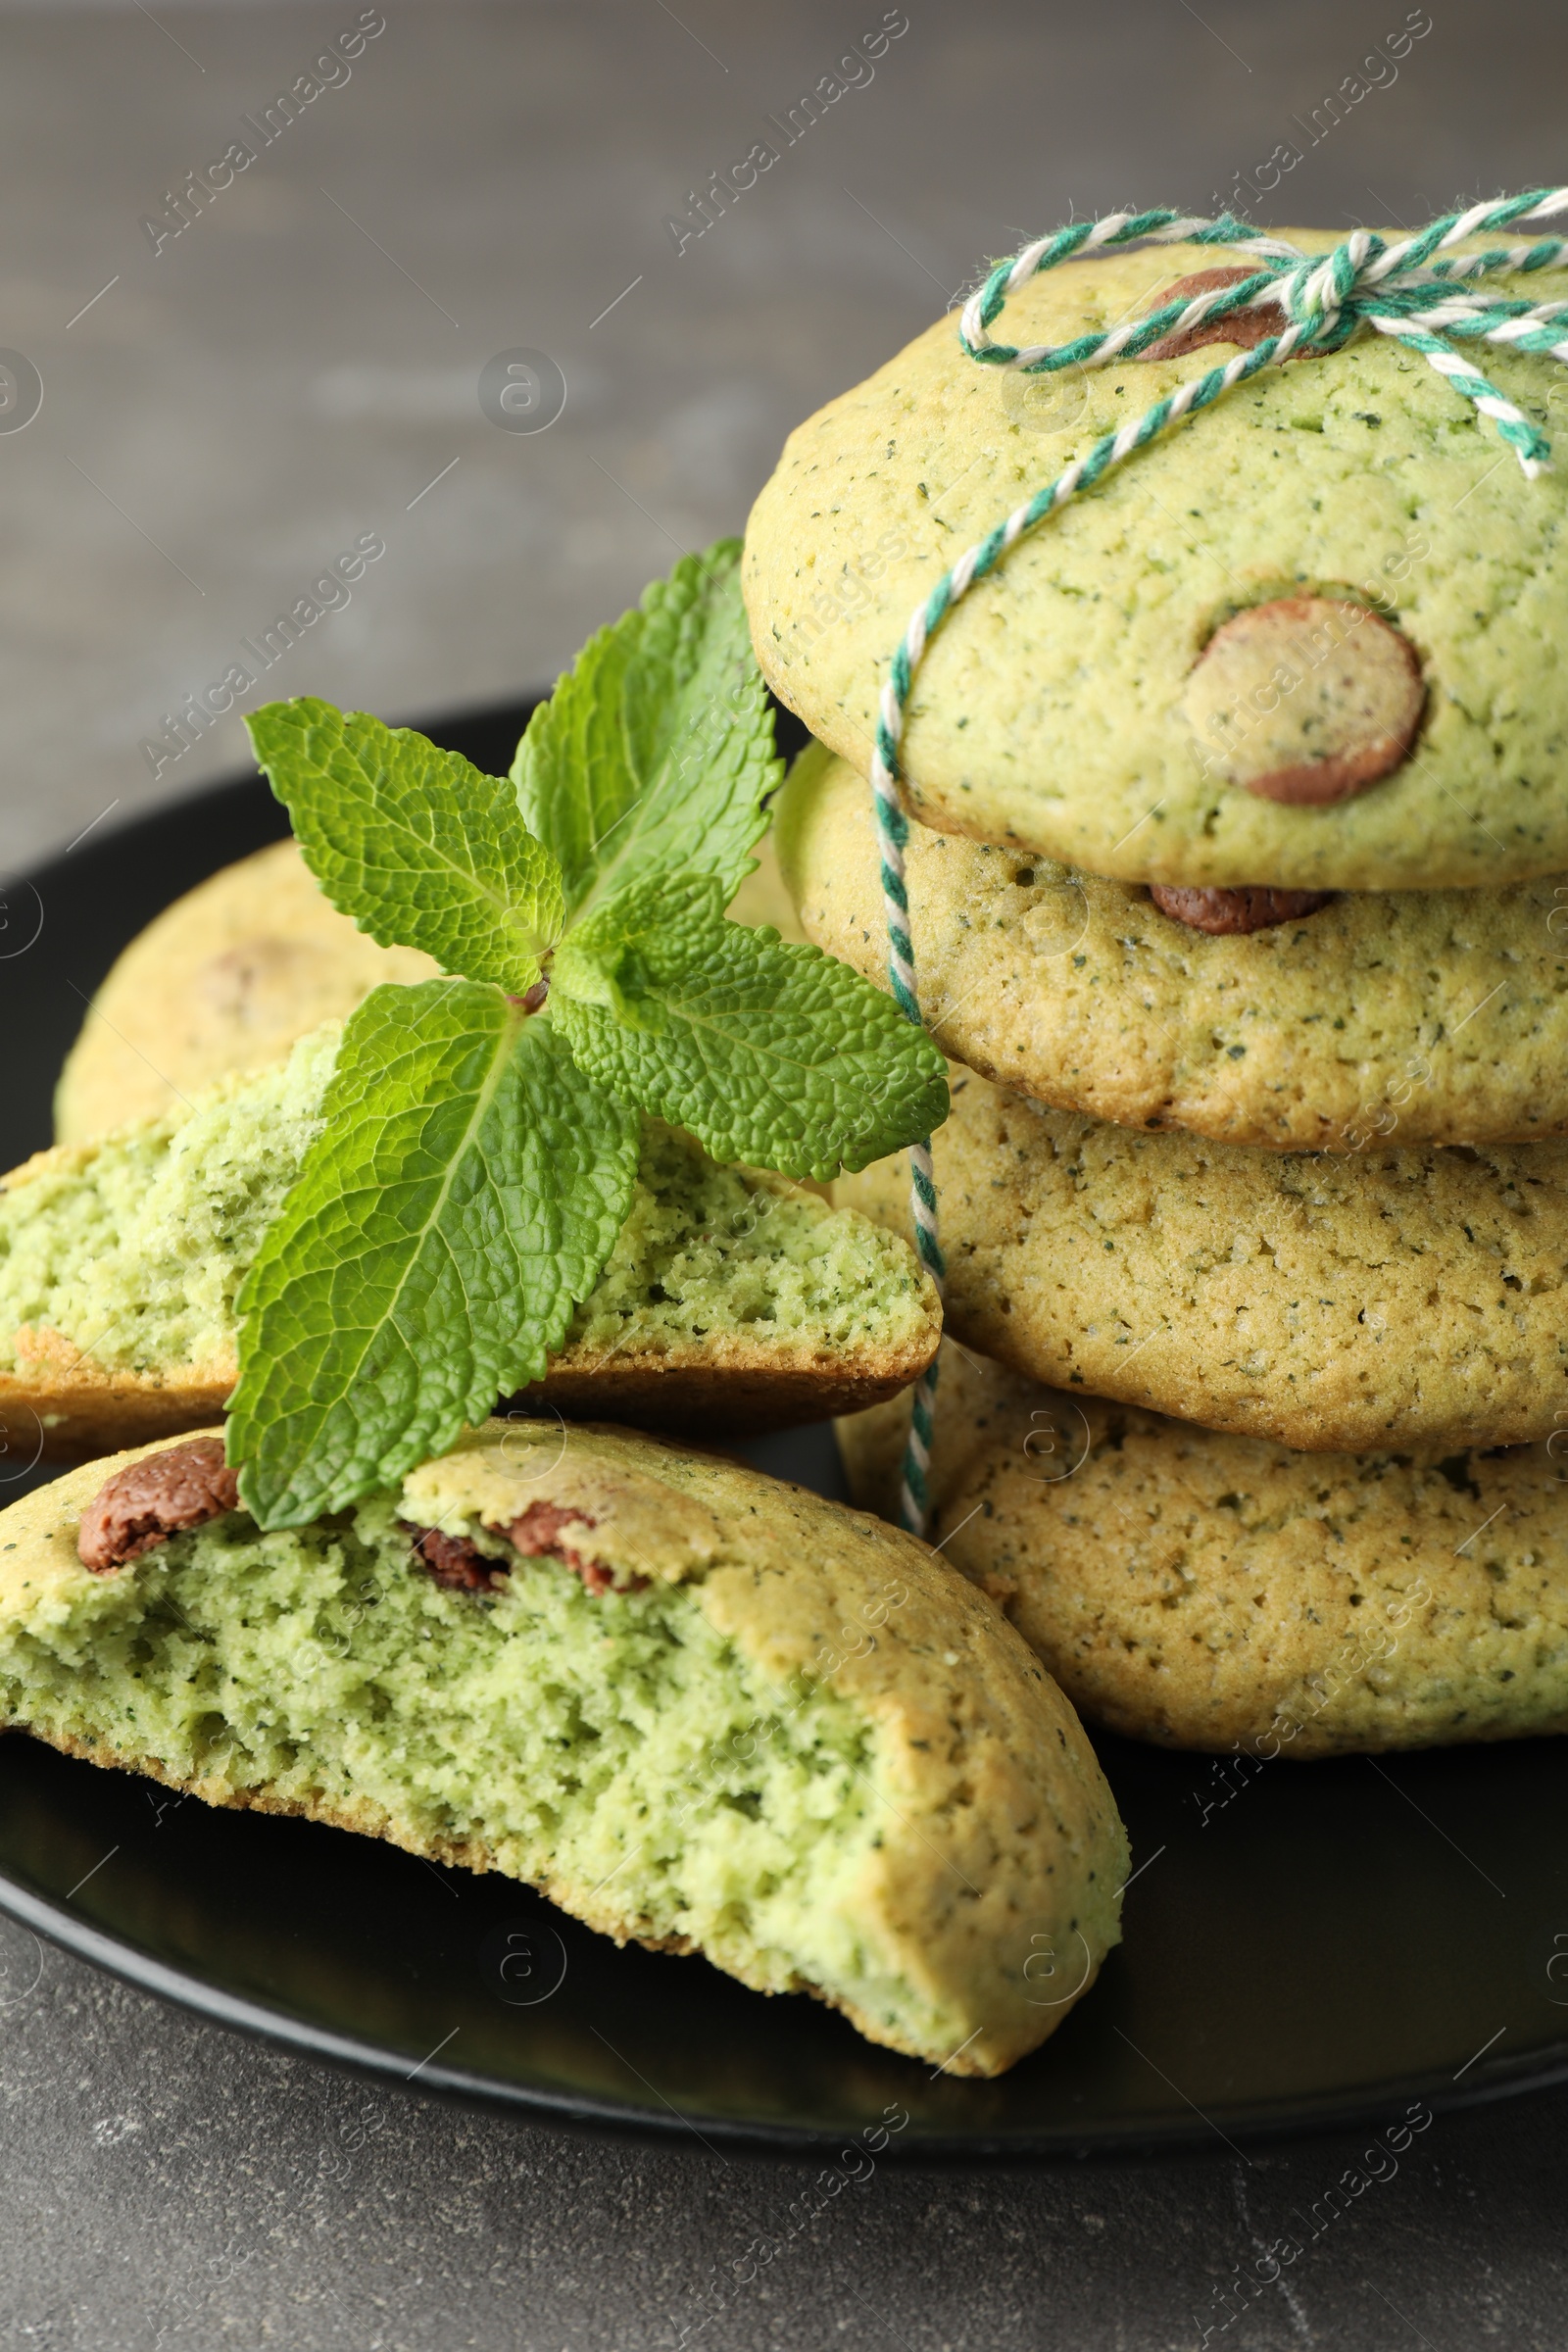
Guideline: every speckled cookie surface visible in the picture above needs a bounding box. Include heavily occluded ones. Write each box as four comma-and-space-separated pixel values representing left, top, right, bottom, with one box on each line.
779, 742, 1568, 1151
839, 1344, 1568, 1757
837, 1064, 1568, 1453
743, 232, 1568, 889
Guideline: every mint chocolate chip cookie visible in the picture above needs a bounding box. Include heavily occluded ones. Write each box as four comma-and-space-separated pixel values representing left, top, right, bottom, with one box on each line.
0, 1027, 940, 1457
779, 741, 1568, 1151
743, 233, 1568, 889
0, 1419, 1127, 2074
837, 1063, 1568, 1454
840, 1342, 1568, 1758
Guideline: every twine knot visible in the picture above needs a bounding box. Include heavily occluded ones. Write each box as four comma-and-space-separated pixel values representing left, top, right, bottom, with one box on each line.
959, 188, 1568, 478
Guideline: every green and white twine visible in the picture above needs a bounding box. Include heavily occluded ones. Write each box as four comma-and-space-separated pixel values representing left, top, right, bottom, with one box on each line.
876, 187, 1568, 1537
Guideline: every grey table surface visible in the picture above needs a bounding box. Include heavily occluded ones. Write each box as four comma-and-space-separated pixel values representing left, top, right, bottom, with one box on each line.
3, 1, 1568, 2344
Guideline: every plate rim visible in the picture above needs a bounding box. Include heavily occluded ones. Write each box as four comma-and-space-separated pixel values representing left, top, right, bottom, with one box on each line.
2, 1835, 1563, 2163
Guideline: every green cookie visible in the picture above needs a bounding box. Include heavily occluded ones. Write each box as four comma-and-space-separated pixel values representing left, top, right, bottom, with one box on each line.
1, 1420, 1125, 2073
837, 1062, 1568, 1456
743, 232, 1568, 890
839, 1342, 1568, 1759
778, 741, 1568, 1152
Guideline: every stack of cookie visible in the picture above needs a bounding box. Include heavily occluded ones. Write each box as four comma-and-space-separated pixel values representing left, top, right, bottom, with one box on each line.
742, 228, 1568, 1757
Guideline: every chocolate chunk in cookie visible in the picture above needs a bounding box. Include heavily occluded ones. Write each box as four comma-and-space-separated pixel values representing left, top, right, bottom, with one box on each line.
1149, 884, 1336, 936
502, 1499, 647, 1596
1141, 267, 1288, 362
1183, 595, 1425, 806
404, 1523, 506, 1592
77, 1437, 241, 1573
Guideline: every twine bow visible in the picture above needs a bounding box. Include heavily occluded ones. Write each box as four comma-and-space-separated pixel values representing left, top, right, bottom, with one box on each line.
877, 190, 1568, 1535
960, 188, 1568, 475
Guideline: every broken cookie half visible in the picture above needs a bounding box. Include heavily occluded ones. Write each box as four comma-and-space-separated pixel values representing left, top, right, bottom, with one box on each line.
1, 1420, 1128, 2076
0, 1023, 941, 1460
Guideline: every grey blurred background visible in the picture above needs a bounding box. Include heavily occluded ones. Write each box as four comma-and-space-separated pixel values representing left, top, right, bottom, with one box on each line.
4, 3, 1568, 2346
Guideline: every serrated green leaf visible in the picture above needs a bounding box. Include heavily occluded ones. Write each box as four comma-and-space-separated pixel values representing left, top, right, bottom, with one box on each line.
512, 539, 780, 922
248, 699, 564, 995
551, 875, 949, 1183
227, 979, 638, 1528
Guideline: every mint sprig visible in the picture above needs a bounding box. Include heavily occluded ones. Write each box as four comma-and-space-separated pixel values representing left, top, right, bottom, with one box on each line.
232, 540, 948, 1528
226, 982, 638, 1524
252, 705, 564, 996
552, 872, 946, 1180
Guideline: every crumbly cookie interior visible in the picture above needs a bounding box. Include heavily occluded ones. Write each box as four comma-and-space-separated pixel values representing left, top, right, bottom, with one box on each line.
0, 1027, 336, 1381
572, 1125, 928, 1361
0, 1026, 932, 1385
0, 1490, 927, 2023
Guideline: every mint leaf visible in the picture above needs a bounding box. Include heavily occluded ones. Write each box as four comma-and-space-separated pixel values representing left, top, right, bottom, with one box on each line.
227, 980, 638, 1528
248, 699, 564, 995
512, 540, 779, 921
228, 548, 940, 1526
552, 875, 949, 1183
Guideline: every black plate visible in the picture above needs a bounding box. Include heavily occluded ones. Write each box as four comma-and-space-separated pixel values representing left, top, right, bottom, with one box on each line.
2, 699, 1566, 2158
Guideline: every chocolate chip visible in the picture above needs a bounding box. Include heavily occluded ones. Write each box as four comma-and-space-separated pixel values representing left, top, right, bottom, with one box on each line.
403, 1523, 505, 1592
1140, 267, 1288, 363
77, 1438, 241, 1574
1183, 596, 1426, 807
499, 1499, 647, 1596
1149, 884, 1337, 936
